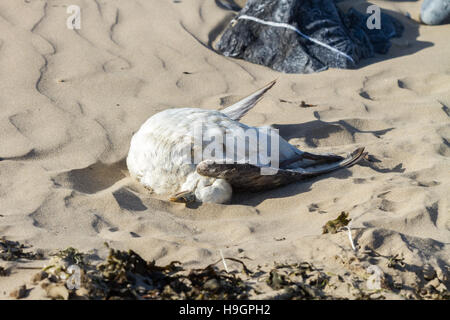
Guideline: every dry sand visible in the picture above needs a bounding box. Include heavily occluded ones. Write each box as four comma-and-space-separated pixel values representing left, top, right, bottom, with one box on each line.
0, 0, 449, 299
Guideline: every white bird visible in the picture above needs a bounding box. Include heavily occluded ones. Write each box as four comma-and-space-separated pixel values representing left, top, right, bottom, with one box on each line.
127, 81, 365, 204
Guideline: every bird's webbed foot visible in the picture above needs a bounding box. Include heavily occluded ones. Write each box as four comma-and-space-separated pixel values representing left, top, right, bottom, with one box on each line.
169, 190, 196, 204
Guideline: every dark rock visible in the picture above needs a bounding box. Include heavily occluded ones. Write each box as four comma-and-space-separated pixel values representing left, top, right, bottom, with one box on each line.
216, 0, 403, 74
10, 285, 28, 299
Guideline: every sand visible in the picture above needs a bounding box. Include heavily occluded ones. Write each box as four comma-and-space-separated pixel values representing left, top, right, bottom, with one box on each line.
0, 0, 449, 299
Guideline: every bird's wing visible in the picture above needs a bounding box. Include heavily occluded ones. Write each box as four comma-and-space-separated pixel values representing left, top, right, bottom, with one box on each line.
280, 151, 345, 168
196, 147, 365, 191
221, 80, 276, 121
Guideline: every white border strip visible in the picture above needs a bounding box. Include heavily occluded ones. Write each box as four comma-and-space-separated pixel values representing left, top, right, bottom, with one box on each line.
236, 15, 355, 64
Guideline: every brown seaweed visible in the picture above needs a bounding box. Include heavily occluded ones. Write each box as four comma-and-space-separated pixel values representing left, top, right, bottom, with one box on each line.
0, 237, 43, 261
20, 242, 449, 300
322, 212, 351, 234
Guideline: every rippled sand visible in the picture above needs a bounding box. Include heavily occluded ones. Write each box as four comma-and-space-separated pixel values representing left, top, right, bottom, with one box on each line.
0, 0, 449, 299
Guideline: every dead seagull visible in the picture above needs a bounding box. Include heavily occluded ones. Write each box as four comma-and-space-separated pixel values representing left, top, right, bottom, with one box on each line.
127, 80, 365, 204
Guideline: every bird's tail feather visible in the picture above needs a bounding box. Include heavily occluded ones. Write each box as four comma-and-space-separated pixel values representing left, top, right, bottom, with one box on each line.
221, 80, 276, 121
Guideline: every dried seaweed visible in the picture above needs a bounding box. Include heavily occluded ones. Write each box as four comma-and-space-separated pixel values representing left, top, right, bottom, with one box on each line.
0, 266, 10, 276
42, 247, 87, 283
0, 237, 43, 261
363, 247, 406, 270
92, 248, 182, 299
51, 247, 86, 266
322, 212, 351, 234
181, 265, 249, 299
387, 254, 406, 269
205, 257, 253, 275
21, 243, 449, 300
266, 269, 288, 290
45, 247, 253, 300
262, 261, 328, 299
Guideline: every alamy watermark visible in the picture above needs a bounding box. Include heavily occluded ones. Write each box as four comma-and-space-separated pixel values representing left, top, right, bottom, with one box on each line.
366, 5, 381, 30
66, 4, 381, 32
63, 265, 81, 290
67, 5, 81, 30
168, 124, 280, 175
366, 264, 383, 290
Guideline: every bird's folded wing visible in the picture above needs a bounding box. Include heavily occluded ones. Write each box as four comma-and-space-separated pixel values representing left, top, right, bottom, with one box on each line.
197, 147, 365, 192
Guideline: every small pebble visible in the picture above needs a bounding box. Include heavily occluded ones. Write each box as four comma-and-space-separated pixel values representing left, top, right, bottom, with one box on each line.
204, 278, 220, 291
10, 285, 27, 299
369, 293, 384, 300
426, 278, 441, 290
423, 264, 437, 281
31, 271, 48, 284
45, 284, 69, 300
